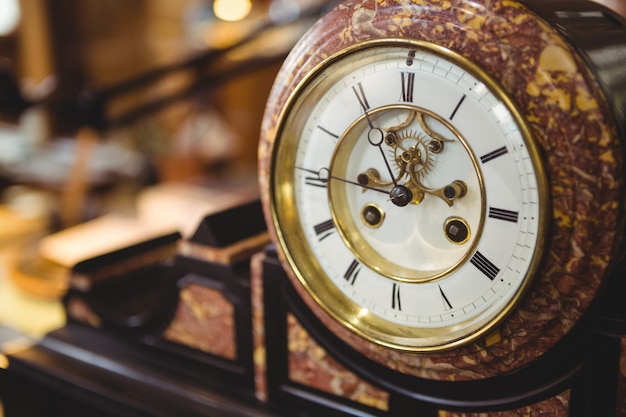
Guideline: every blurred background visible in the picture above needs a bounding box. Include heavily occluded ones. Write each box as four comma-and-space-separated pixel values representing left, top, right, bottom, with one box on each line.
0, 0, 338, 219
0, 0, 622, 355
0, 0, 341, 344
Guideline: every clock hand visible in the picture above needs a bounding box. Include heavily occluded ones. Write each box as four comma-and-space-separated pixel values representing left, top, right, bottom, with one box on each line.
352, 84, 377, 131
343, 171, 413, 207
358, 168, 423, 206
351, 85, 401, 189
296, 166, 388, 194
331, 174, 392, 196
296, 166, 412, 206
356, 167, 466, 206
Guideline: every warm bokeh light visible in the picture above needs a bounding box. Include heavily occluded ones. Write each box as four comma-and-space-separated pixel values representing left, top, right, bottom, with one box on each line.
213, 0, 252, 22
0, 0, 20, 36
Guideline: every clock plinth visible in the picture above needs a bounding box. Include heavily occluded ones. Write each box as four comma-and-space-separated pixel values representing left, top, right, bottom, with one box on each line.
253, 245, 626, 415
0, 198, 623, 416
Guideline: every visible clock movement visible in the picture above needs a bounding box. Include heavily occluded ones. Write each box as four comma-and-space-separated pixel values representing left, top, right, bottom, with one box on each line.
266, 38, 548, 352
260, 0, 625, 380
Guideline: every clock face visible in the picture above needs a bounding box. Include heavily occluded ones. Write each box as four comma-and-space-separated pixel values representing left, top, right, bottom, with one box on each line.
269, 39, 549, 351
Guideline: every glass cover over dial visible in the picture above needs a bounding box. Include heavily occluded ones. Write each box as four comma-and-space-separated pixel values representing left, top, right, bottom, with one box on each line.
270, 40, 547, 351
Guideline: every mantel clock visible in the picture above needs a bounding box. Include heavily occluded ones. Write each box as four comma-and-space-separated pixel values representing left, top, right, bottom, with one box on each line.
259, 0, 626, 381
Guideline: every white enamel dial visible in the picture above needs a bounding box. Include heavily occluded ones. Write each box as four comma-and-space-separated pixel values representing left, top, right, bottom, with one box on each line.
270, 40, 547, 351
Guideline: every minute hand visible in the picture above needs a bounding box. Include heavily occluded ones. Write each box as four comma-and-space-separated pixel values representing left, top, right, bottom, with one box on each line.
296, 166, 391, 196
329, 174, 390, 196
351, 85, 398, 187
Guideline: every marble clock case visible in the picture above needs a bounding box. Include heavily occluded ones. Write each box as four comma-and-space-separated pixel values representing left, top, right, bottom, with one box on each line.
257, 0, 626, 415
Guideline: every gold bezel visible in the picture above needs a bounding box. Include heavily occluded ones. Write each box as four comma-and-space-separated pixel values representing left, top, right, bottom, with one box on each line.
268, 38, 549, 352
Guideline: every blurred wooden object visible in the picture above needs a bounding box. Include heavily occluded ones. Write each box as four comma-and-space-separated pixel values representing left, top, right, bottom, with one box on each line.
60, 127, 97, 228
17, 0, 54, 90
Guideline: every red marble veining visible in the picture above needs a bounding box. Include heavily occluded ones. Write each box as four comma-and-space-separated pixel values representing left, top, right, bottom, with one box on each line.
439, 390, 570, 417
259, 0, 624, 380
162, 283, 237, 360
251, 251, 269, 402
287, 312, 390, 410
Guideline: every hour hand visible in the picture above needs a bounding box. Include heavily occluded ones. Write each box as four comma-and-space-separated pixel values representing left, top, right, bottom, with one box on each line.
358, 168, 418, 207
352, 85, 398, 187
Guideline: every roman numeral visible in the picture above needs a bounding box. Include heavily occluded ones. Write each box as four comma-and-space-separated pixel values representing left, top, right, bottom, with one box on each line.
470, 251, 500, 281
317, 125, 339, 142
352, 82, 370, 111
480, 146, 508, 164
314, 219, 335, 241
449, 94, 467, 120
489, 207, 519, 223
391, 283, 402, 311
344, 259, 361, 285
439, 285, 453, 310
297, 166, 329, 188
400, 72, 415, 102
305, 176, 327, 188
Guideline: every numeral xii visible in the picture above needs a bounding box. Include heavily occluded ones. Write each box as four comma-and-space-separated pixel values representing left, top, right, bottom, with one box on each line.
400, 72, 415, 102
